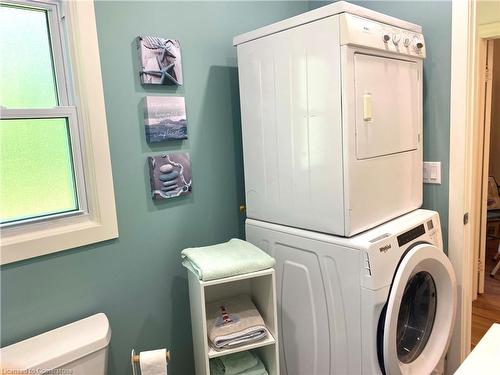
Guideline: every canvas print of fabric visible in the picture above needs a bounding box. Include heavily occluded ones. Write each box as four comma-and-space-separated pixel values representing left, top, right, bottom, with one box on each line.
138, 36, 183, 85
144, 96, 187, 142
148, 153, 192, 200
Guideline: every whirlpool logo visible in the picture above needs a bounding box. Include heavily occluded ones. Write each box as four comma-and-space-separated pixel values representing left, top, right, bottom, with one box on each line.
379, 244, 391, 253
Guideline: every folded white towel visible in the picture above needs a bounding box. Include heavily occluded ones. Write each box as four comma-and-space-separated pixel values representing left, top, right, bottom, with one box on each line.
206, 294, 269, 350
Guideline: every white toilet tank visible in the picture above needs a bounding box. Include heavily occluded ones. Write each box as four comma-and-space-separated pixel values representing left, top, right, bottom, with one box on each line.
0, 313, 111, 375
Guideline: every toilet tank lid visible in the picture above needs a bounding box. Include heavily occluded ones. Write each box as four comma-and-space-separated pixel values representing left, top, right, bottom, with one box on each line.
0, 313, 111, 372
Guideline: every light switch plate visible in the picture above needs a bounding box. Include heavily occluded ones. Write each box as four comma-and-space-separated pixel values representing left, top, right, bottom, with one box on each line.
423, 161, 441, 184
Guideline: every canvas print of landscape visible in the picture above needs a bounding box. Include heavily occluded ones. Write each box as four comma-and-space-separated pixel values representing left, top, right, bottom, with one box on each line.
148, 153, 192, 200
144, 96, 187, 142
138, 36, 183, 85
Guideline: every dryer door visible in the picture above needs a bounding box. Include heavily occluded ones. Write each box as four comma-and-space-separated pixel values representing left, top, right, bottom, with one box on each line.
354, 53, 420, 160
381, 243, 456, 374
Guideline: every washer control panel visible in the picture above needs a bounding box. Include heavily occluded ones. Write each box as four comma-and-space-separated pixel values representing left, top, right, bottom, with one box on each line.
339, 13, 426, 58
361, 210, 441, 290
397, 224, 426, 247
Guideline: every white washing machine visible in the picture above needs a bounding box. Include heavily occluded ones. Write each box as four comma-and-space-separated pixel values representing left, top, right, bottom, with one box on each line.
246, 209, 456, 375
234, 2, 425, 236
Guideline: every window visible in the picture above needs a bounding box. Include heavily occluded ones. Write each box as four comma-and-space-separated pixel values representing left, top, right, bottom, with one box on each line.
1, 2, 84, 225
0, 0, 118, 264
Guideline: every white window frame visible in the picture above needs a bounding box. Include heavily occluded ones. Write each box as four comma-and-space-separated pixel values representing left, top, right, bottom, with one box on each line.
0, 0, 118, 264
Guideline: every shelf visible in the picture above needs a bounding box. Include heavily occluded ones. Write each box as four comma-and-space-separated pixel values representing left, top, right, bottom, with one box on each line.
200, 268, 274, 287
208, 333, 276, 359
188, 267, 279, 374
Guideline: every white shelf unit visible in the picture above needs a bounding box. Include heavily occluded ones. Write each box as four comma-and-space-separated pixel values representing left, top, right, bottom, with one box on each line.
187, 268, 279, 375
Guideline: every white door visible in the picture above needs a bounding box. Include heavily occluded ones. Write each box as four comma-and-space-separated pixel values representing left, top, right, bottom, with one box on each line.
380, 243, 457, 374
354, 54, 420, 160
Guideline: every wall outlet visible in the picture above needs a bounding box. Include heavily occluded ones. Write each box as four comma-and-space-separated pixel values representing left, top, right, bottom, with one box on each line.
423, 161, 441, 184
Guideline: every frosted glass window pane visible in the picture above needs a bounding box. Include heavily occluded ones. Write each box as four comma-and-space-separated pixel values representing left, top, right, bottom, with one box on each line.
0, 118, 77, 223
0, 5, 58, 108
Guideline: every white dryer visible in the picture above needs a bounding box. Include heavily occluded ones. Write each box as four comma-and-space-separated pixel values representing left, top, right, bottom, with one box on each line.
234, 2, 425, 236
246, 209, 456, 375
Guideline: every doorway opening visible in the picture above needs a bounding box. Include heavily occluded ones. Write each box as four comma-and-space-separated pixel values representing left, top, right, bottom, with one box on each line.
471, 38, 500, 349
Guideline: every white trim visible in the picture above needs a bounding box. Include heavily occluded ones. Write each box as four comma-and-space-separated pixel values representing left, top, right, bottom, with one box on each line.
470, 37, 489, 299
478, 22, 500, 39
477, 40, 495, 294
46, 0, 70, 106
0, 0, 118, 264
447, 0, 478, 372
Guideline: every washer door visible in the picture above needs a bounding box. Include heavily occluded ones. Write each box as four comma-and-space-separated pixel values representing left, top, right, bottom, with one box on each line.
382, 243, 457, 374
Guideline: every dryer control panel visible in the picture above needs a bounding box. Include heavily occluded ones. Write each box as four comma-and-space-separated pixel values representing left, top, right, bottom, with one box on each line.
339, 13, 426, 58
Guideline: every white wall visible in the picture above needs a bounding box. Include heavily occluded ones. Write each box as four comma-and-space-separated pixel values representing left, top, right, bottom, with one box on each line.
478, 0, 500, 25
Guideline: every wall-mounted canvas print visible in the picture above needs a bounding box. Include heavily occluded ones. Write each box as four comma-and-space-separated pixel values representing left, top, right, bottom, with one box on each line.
144, 96, 187, 142
138, 36, 183, 85
148, 153, 192, 200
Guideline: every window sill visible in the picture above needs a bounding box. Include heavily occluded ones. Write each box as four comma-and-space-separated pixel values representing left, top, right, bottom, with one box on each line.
1, 214, 118, 264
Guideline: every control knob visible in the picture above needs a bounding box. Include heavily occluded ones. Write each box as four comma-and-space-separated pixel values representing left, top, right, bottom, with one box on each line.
383, 34, 390, 43
392, 33, 401, 45
413, 36, 424, 51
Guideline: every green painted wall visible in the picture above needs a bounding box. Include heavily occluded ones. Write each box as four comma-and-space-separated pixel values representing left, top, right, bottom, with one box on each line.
0, 2, 308, 374
310, 0, 453, 248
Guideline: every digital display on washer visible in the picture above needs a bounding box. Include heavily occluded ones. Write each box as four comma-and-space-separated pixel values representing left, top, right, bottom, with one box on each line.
397, 224, 426, 247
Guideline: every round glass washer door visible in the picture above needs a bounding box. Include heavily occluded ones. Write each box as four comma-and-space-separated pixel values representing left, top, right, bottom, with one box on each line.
397, 271, 437, 363
382, 243, 456, 375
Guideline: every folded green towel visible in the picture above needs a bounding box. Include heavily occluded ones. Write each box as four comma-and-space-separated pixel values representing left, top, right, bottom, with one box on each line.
210, 351, 257, 375
181, 239, 275, 281
209, 351, 268, 375
241, 357, 268, 375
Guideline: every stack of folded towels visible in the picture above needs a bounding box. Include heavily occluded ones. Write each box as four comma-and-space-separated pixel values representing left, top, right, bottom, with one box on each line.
206, 294, 269, 350
181, 238, 275, 281
210, 351, 268, 375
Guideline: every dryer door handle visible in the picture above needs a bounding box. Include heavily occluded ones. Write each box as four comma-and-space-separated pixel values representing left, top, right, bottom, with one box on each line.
363, 93, 373, 122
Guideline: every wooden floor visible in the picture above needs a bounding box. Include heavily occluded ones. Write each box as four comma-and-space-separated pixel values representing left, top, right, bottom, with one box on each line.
471, 238, 500, 348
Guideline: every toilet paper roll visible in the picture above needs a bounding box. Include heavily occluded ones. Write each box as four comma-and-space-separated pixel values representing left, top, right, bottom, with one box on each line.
140, 348, 168, 375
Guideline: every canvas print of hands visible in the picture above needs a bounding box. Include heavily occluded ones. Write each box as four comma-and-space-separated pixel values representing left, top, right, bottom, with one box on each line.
138, 36, 183, 86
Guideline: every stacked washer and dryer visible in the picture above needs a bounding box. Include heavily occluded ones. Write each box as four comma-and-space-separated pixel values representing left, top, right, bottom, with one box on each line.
233, 2, 457, 375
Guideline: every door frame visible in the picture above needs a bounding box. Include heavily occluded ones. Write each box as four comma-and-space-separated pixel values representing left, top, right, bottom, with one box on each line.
471, 39, 494, 300
475, 40, 495, 297
448, 0, 500, 373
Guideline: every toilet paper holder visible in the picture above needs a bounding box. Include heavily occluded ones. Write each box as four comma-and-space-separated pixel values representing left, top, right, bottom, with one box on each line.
131, 348, 170, 375
131, 349, 171, 363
